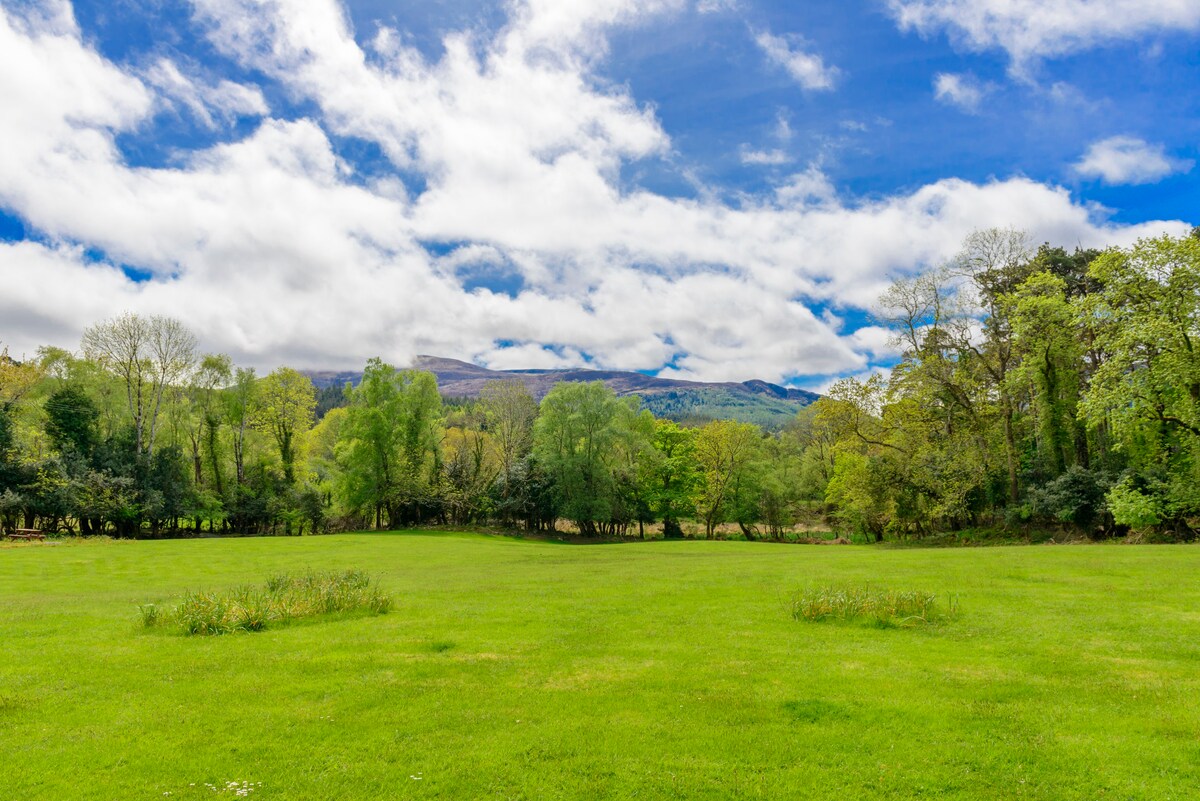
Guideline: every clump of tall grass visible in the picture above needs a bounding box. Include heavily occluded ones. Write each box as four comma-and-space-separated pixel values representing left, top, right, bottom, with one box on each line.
792, 584, 956, 628
141, 570, 392, 636
137, 603, 160, 628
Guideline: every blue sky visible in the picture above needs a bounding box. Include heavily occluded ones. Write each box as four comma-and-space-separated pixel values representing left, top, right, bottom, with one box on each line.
0, 0, 1196, 387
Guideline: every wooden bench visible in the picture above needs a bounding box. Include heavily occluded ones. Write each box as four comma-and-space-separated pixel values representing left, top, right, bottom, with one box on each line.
7, 529, 45, 541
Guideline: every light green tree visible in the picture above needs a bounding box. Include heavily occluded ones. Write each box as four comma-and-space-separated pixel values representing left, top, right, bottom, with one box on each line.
185, 354, 233, 492
1082, 234, 1200, 527
251, 367, 316, 485
533, 381, 628, 536
1010, 272, 1084, 476
694, 419, 762, 539
648, 419, 700, 539
1082, 234, 1200, 444
337, 360, 443, 528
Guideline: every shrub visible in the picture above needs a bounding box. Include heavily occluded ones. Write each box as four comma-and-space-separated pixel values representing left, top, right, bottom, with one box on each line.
792, 584, 956, 628
1027, 466, 1111, 529
141, 570, 392, 635
1105, 479, 1162, 530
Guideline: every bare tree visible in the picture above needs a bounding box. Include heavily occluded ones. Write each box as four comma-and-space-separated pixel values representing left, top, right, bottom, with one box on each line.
480, 379, 537, 481
81, 313, 198, 457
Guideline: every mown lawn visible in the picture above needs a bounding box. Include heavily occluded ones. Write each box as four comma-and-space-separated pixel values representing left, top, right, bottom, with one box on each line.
2, 533, 1198, 800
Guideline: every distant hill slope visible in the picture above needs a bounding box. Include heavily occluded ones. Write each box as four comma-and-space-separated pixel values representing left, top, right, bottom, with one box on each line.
306, 356, 820, 429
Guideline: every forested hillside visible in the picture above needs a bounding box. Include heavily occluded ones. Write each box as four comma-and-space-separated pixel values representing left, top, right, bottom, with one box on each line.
306, 356, 819, 430
2, 229, 1198, 542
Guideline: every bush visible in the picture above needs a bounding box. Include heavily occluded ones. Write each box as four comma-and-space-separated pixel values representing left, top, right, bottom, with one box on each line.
1026, 466, 1111, 529
1105, 479, 1162, 530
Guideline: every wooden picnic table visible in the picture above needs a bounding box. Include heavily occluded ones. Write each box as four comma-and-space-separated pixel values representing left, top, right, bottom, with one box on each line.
6, 528, 45, 541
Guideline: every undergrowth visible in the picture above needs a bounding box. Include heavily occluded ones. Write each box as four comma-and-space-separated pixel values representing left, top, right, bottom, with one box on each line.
139, 570, 392, 635
791, 584, 956, 628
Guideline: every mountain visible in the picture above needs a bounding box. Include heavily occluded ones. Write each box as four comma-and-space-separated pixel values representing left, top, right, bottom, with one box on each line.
306, 356, 820, 429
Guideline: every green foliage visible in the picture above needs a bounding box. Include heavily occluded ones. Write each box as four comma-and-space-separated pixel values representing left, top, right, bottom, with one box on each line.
533, 381, 646, 536
1078, 234, 1200, 533
1082, 235, 1200, 445
1105, 479, 1162, 530
636, 387, 812, 430
693, 419, 763, 539
1026, 466, 1111, 529
251, 367, 316, 485
44, 385, 100, 458
647, 420, 699, 538
824, 451, 892, 541
336, 359, 444, 528
1010, 272, 1084, 477
10, 239, 1200, 544
314, 382, 350, 420
805, 231, 1200, 540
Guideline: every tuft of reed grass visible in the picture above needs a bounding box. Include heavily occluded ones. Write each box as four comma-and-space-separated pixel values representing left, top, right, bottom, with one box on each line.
137, 603, 160, 628
142, 570, 392, 636
791, 584, 956, 628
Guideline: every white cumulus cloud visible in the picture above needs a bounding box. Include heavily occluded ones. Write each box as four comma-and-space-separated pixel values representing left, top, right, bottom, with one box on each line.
1074, 136, 1193, 185
888, 0, 1200, 67
0, 0, 1191, 385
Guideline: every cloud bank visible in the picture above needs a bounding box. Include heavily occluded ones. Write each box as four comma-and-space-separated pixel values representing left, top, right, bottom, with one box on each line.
0, 0, 1189, 386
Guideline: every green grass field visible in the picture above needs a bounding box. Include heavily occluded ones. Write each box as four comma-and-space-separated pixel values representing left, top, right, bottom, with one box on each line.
2, 533, 1199, 800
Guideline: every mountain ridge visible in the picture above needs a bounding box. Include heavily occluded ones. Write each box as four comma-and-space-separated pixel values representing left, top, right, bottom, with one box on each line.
306, 356, 820, 428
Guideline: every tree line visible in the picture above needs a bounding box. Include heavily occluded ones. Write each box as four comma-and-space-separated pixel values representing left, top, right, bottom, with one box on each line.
0, 322, 825, 539
817, 228, 1200, 541
1, 228, 1196, 541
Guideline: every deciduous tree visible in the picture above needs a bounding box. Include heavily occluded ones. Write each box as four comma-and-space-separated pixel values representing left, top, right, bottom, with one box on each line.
251, 367, 316, 485
81, 314, 197, 457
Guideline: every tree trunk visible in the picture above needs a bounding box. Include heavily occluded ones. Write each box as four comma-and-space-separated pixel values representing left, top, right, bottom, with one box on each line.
205, 418, 224, 496
663, 517, 683, 540
234, 428, 246, 485
1002, 395, 1019, 504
